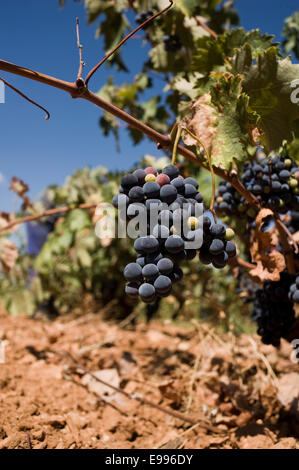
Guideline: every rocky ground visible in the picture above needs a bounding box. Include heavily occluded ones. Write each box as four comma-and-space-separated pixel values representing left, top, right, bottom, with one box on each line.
0, 307, 298, 449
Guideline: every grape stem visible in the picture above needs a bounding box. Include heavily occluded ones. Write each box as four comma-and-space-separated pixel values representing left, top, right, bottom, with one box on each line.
76, 18, 85, 82
171, 124, 182, 165
275, 217, 298, 254
0, 76, 50, 120
195, 17, 218, 39
274, 218, 296, 274
181, 126, 217, 223
267, 158, 272, 190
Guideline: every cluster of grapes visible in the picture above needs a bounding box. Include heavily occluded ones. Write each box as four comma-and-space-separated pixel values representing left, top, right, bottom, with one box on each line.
289, 275, 299, 304
163, 34, 182, 52
215, 155, 299, 221
113, 164, 237, 304
135, 10, 153, 28
252, 272, 296, 347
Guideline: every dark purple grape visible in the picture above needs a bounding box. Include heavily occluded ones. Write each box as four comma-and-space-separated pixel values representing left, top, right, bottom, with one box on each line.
162, 165, 180, 180
139, 283, 156, 303
165, 235, 184, 254
125, 282, 139, 298
142, 263, 159, 281
124, 263, 143, 282
154, 275, 172, 294
160, 184, 178, 204
157, 258, 173, 275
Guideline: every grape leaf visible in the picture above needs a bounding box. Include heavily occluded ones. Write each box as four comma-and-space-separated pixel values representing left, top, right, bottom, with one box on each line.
287, 138, 299, 164
174, 0, 201, 16
193, 28, 279, 75
172, 74, 201, 100
282, 11, 299, 59
85, 0, 127, 23
182, 76, 255, 170
233, 47, 299, 151
0, 239, 18, 273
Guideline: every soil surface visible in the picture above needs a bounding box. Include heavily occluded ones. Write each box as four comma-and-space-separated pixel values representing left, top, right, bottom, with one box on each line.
0, 308, 298, 449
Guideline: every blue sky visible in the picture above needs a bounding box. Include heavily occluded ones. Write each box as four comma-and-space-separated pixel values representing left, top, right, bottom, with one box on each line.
0, 0, 298, 212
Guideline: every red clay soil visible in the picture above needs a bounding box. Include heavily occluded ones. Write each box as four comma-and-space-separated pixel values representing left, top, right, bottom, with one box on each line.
0, 307, 298, 449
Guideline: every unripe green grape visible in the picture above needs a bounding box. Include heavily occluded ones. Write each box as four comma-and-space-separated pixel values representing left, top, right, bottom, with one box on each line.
284, 159, 292, 168
187, 216, 199, 230
237, 203, 246, 212
247, 207, 256, 218
288, 177, 298, 188
263, 186, 271, 194
145, 173, 156, 183
225, 228, 235, 241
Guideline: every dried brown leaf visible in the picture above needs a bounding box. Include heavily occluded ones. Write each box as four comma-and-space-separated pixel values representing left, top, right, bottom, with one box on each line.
0, 239, 19, 272
10, 177, 33, 211
249, 209, 286, 282
0, 213, 18, 236
10, 177, 29, 196
181, 94, 217, 156
158, 380, 182, 403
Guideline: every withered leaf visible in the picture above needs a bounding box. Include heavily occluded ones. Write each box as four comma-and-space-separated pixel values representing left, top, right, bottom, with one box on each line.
0, 238, 19, 272
249, 209, 286, 282
10, 177, 29, 196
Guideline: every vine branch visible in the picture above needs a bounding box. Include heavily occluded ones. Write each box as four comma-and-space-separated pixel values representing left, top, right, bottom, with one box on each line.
195, 17, 218, 39
76, 17, 85, 82
0, 203, 98, 234
0, 58, 258, 208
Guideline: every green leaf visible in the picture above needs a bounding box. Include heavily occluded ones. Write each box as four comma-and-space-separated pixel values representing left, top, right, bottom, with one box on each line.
282, 11, 299, 59
172, 73, 203, 100
193, 28, 279, 75
287, 138, 299, 164
233, 47, 299, 151
210, 75, 254, 169
175, 0, 200, 16
68, 210, 91, 231
85, 0, 127, 24
85, 0, 103, 24
77, 248, 92, 268
183, 75, 255, 170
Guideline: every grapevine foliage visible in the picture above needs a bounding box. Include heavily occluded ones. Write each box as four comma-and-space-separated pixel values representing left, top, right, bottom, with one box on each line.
0, 1, 299, 346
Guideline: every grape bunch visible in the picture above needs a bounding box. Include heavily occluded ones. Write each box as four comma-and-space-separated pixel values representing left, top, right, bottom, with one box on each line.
288, 275, 299, 304
252, 272, 296, 347
215, 154, 299, 221
163, 34, 182, 52
112, 164, 237, 304
135, 10, 153, 28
